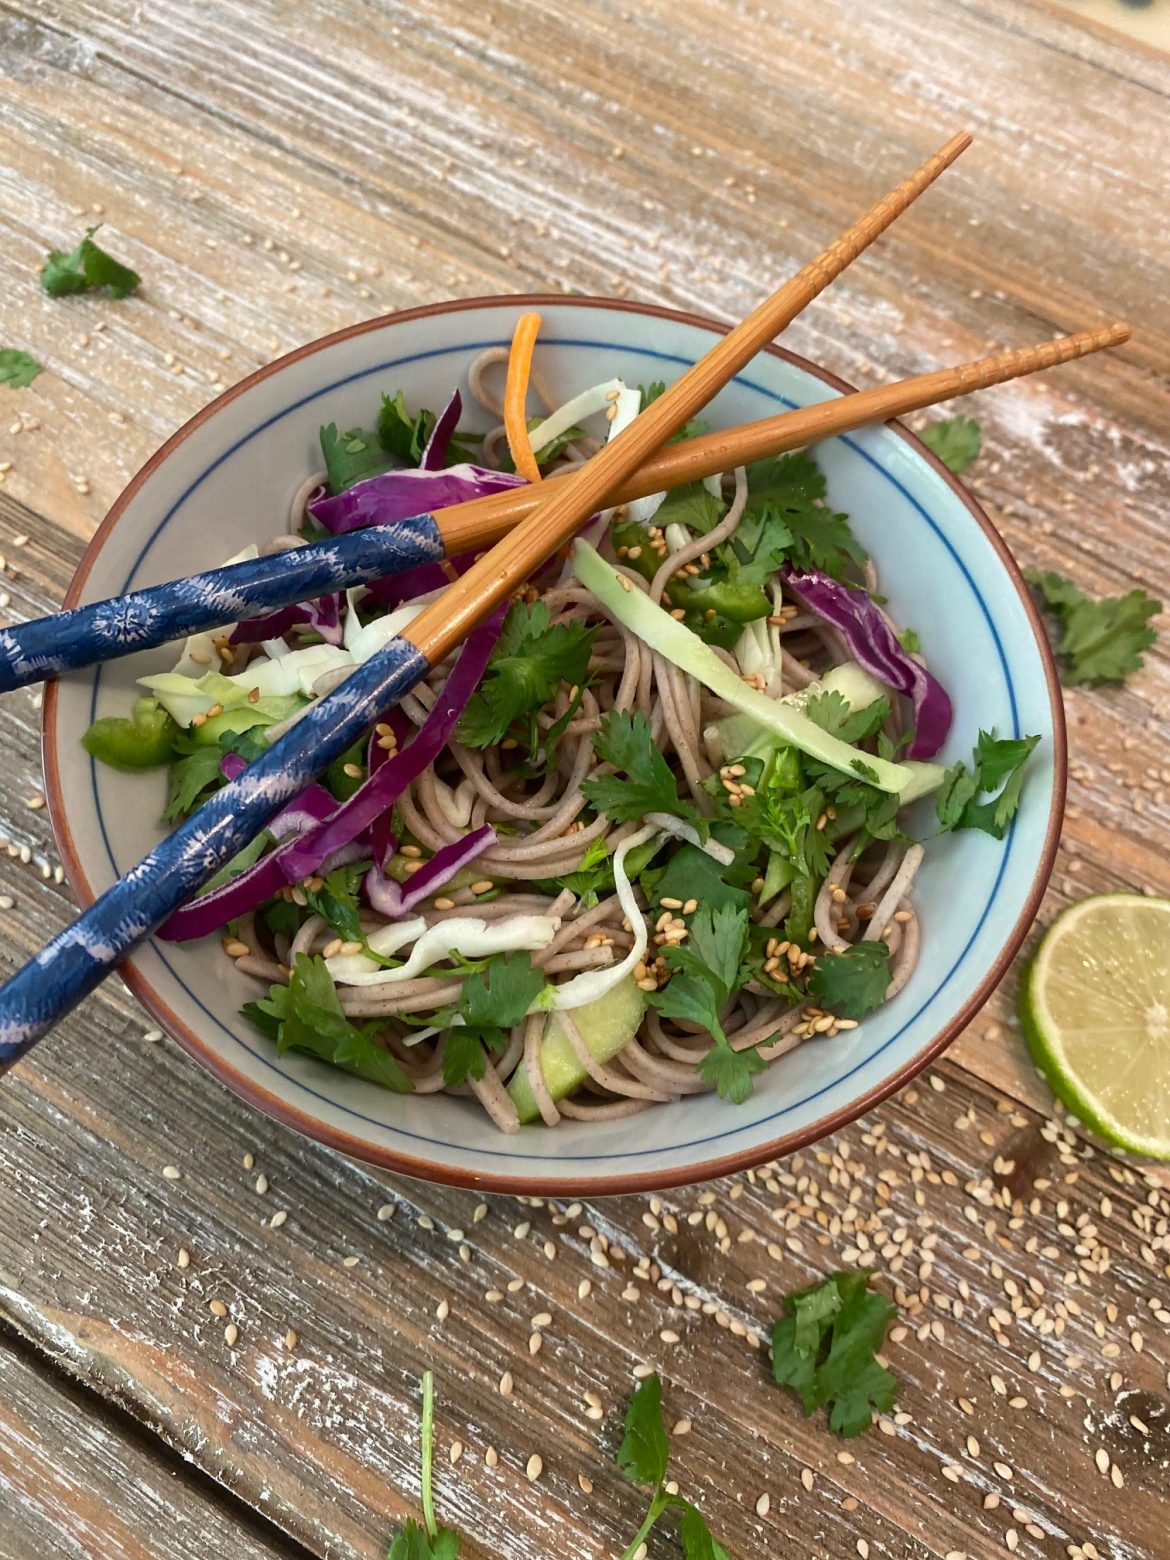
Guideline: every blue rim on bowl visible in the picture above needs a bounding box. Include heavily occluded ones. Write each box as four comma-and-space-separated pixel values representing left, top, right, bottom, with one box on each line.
42, 295, 1066, 1194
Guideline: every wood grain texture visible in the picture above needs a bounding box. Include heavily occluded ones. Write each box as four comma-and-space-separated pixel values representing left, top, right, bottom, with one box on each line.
0, 0, 1167, 1555
0, 1327, 301, 1560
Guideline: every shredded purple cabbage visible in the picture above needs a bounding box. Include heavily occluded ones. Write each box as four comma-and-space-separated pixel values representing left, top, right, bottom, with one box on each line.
280, 605, 506, 879
309, 463, 525, 535
160, 606, 505, 941
230, 590, 343, 647
419, 388, 463, 470
781, 567, 953, 759
363, 825, 497, 918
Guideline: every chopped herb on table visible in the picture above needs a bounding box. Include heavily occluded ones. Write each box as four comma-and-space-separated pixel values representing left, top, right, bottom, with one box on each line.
386, 1370, 728, 1559
617, 1373, 731, 1559
772, 1271, 900, 1436
1026, 568, 1161, 687
919, 413, 981, 473
41, 225, 140, 299
0, 349, 43, 389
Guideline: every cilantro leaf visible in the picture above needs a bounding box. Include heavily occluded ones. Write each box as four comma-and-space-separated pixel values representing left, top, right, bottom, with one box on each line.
243, 954, 412, 1093
618, 1373, 670, 1485
163, 744, 226, 822
303, 861, 369, 946
432, 953, 546, 1087
580, 709, 705, 832
741, 450, 867, 581
1026, 568, 1161, 687
648, 843, 751, 915
378, 390, 435, 465
387, 1518, 460, 1560
936, 729, 1041, 839
458, 601, 596, 750
0, 349, 43, 389
652, 480, 726, 534
772, 1272, 899, 1437
41, 226, 140, 299
919, 413, 981, 473
319, 422, 393, 494
807, 941, 891, 1018
678, 1504, 732, 1560
696, 1041, 767, 1104
805, 689, 891, 745
897, 627, 921, 654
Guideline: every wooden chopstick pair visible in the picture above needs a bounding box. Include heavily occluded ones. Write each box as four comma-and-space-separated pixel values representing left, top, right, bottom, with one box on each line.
0, 131, 1128, 1067
0, 320, 1129, 694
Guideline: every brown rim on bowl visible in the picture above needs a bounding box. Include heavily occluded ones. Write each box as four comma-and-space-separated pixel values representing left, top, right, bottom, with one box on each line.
42, 294, 1067, 1195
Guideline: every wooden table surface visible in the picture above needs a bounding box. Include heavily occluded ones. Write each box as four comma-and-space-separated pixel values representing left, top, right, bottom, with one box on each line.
1, 2, 1168, 1556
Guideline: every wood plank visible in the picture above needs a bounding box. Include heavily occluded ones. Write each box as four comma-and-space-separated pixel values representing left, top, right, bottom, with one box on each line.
0, 0, 1167, 1554
0, 1326, 301, 1560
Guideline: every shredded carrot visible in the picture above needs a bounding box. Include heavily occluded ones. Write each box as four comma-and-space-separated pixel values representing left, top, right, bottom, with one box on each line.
503, 311, 543, 484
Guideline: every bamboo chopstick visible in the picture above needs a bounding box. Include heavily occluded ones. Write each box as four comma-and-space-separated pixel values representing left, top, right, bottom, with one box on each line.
435, 319, 1131, 550
0, 320, 1127, 694
0, 134, 968, 1065
399, 131, 972, 669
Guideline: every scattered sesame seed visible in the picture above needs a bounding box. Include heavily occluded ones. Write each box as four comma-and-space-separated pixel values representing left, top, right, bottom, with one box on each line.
756, 1493, 771, 1518
162, 1165, 181, 1181
269, 1210, 288, 1229
208, 1299, 227, 1317
223, 1323, 239, 1347
177, 1247, 190, 1269
284, 1329, 298, 1351
377, 1203, 396, 1221
525, 1454, 542, 1482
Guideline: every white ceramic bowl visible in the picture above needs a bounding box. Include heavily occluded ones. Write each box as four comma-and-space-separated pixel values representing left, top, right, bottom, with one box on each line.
44, 296, 1064, 1194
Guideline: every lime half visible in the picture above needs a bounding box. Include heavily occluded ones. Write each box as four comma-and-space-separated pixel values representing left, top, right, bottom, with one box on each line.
1021, 894, 1170, 1159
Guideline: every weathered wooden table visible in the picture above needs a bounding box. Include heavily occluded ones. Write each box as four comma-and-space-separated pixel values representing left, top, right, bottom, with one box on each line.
1, 2, 1168, 1555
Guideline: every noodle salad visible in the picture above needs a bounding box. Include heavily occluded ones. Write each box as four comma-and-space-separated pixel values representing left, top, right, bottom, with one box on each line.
83, 328, 1039, 1134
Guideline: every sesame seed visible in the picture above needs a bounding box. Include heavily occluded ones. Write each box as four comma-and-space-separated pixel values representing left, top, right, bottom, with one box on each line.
209, 1299, 227, 1317
525, 1454, 543, 1481
255, 1174, 269, 1195
756, 1493, 771, 1517
528, 1332, 543, 1356
800, 1468, 814, 1492
177, 1247, 191, 1269
578, 1473, 593, 1494
284, 1329, 298, 1351
499, 1371, 513, 1397
377, 1203, 396, 1221
449, 1440, 463, 1465
485, 1446, 499, 1468
269, 1210, 288, 1229
223, 1323, 239, 1347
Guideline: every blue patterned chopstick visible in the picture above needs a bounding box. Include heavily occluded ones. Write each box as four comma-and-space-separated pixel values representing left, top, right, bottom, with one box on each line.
0, 515, 445, 692
0, 633, 433, 1070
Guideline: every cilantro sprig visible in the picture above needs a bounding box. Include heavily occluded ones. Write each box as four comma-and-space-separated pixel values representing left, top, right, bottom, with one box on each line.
618, 1374, 730, 1560
387, 1371, 461, 1560
919, 413, 981, 473
458, 600, 596, 753
431, 953, 546, 1087
1027, 568, 1161, 687
772, 1271, 899, 1436
935, 729, 1040, 839
580, 709, 705, 834
243, 954, 413, 1094
41, 226, 140, 299
650, 903, 765, 1104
